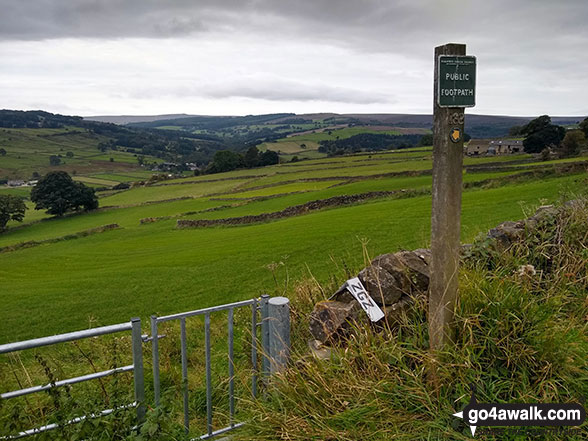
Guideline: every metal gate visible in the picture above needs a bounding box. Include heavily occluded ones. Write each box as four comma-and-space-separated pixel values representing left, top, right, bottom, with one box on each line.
149, 294, 290, 440
0, 318, 145, 439
0, 296, 290, 440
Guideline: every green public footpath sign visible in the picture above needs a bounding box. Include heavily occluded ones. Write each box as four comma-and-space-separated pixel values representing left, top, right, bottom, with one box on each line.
438, 55, 476, 107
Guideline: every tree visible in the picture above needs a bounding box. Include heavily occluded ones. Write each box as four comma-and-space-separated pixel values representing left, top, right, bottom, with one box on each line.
0, 148, 6, 156
0, 195, 26, 231
418, 134, 433, 146
207, 150, 243, 174
31, 171, 98, 216
523, 115, 551, 134
522, 115, 565, 153
508, 125, 524, 137
244, 146, 260, 168
559, 130, 586, 157
66, 151, 74, 158
259, 150, 279, 166
579, 117, 588, 138
49, 155, 61, 166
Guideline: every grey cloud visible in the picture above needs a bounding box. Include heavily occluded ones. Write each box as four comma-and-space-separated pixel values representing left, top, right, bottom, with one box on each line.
2, 0, 588, 79
2, 0, 587, 46
202, 81, 394, 104
3, 0, 587, 100
2, 0, 588, 115
126, 79, 395, 105
0, 0, 214, 39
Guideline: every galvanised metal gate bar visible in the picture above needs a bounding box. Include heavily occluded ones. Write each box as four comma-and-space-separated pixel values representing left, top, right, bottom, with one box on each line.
150, 295, 287, 440
0, 318, 145, 440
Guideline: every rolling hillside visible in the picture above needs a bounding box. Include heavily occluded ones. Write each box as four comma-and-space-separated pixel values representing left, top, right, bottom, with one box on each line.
1, 146, 586, 342
0, 110, 231, 181
0, 126, 160, 181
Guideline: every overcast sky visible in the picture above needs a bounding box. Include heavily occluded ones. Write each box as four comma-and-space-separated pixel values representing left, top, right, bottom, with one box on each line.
1, 0, 587, 117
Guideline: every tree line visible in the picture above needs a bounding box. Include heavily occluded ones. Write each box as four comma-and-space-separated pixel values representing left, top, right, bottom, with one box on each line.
206, 147, 279, 174
511, 115, 588, 156
318, 133, 426, 156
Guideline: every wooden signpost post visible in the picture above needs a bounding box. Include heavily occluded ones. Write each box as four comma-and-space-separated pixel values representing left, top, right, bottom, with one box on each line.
429, 43, 476, 351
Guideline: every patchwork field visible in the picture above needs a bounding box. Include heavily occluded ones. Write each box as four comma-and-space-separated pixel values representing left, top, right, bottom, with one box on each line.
1, 148, 587, 343
0, 126, 162, 181
260, 126, 424, 157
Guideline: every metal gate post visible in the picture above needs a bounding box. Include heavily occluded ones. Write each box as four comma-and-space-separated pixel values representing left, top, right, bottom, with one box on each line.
131, 317, 146, 424
267, 297, 290, 374
260, 294, 271, 379
150, 315, 160, 407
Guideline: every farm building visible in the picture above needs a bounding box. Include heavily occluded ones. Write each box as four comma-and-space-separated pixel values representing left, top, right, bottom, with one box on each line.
488, 139, 523, 155
6, 180, 25, 187
465, 139, 524, 156
465, 139, 490, 155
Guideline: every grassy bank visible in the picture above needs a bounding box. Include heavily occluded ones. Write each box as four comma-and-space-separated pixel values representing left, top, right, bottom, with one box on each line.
234, 198, 588, 441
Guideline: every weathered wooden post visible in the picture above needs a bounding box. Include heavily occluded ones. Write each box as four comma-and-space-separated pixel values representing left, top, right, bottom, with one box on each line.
429, 43, 476, 350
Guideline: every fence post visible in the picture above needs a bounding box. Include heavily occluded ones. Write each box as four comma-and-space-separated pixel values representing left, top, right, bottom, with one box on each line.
268, 297, 290, 374
429, 43, 467, 350
250, 298, 258, 398
131, 317, 146, 424
150, 315, 161, 407
260, 294, 271, 379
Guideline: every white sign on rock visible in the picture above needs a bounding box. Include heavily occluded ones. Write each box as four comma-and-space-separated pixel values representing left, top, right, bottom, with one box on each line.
346, 277, 385, 322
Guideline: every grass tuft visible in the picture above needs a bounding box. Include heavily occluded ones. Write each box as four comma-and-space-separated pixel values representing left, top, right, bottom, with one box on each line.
234, 198, 588, 440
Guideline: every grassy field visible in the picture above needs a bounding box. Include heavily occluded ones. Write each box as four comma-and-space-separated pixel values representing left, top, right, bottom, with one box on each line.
260, 126, 406, 156
0, 147, 586, 441
0, 145, 586, 342
0, 126, 161, 182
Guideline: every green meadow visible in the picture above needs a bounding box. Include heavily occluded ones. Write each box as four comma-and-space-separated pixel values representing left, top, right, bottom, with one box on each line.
260, 126, 407, 156
0, 148, 586, 343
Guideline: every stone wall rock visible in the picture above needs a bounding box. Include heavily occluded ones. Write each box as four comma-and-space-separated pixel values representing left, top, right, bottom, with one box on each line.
487, 220, 525, 247
308, 300, 361, 343
307, 202, 577, 346
358, 264, 404, 306
309, 250, 432, 342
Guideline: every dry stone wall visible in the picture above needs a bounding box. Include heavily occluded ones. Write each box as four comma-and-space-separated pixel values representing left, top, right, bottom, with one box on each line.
308, 203, 561, 346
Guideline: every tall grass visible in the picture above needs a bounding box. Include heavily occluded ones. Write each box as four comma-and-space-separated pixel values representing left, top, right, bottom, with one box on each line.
234, 198, 588, 440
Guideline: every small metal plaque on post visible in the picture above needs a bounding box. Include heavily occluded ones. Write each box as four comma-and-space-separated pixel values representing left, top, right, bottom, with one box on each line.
437, 55, 476, 107
346, 277, 385, 322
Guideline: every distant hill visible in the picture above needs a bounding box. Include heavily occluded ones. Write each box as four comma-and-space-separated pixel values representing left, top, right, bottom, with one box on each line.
0, 110, 228, 180
3, 110, 585, 180
84, 114, 195, 125
91, 112, 585, 139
